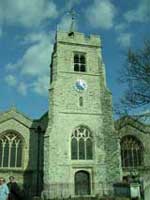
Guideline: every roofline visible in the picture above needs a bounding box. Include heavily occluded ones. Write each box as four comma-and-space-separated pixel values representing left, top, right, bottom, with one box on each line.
115, 116, 150, 134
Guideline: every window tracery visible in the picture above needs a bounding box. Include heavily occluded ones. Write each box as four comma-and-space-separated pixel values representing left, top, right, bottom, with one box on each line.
71, 127, 93, 160
0, 132, 23, 168
120, 135, 143, 168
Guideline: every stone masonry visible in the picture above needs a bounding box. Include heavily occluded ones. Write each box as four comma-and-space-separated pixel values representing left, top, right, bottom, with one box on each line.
42, 31, 121, 199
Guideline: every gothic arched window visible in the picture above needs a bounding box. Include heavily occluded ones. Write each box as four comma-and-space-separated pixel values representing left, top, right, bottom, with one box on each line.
74, 53, 86, 72
120, 135, 143, 168
0, 132, 23, 168
71, 127, 93, 160
75, 170, 91, 195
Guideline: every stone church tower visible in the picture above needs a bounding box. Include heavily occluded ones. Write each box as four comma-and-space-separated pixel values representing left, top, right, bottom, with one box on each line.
42, 31, 121, 199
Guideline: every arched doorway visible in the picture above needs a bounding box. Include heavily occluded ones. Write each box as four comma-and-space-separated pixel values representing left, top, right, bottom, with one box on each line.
75, 170, 91, 195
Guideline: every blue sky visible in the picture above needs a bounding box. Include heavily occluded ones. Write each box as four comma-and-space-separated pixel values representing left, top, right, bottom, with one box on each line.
0, 0, 150, 119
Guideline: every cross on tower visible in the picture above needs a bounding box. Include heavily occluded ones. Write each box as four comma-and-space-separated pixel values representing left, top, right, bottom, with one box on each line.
68, 8, 77, 35
68, 8, 76, 20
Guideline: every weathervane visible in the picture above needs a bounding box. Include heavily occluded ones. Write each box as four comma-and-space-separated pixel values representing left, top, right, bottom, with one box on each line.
67, 8, 78, 35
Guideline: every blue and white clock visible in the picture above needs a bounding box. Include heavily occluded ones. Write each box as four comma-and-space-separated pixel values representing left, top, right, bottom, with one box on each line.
74, 79, 87, 92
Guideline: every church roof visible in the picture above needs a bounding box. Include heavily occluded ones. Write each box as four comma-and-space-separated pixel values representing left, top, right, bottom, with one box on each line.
115, 116, 150, 134
0, 106, 34, 128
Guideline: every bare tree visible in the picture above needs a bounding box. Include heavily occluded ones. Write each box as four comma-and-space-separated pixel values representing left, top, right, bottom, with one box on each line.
116, 40, 150, 119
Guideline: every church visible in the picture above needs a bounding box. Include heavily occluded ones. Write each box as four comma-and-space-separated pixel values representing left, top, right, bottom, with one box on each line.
0, 29, 150, 200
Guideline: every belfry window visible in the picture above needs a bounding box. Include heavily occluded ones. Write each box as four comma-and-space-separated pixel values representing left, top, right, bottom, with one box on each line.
74, 53, 86, 72
71, 127, 93, 160
0, 132, 23, 168
120, 135, 143, 168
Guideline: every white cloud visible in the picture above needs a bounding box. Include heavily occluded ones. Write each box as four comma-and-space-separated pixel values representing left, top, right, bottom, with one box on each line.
5, 31, 54, 96
117, 33, 132, 48
21, 34, 52, 77
86, 0, 116, 29
115, 23, 133, 49
7, 32, 53, 76
5, 75, 17, 86
124, 0, 150, 23
114, 23, 127, 32
0, 0, 58, 27
31, 76, 49, 96
17, 82, 27, 96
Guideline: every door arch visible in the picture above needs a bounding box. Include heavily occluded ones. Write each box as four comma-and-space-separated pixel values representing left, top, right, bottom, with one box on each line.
75, 170, 91, 195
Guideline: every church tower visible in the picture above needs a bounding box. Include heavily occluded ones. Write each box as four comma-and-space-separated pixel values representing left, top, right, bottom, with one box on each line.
42, 30, 121, 199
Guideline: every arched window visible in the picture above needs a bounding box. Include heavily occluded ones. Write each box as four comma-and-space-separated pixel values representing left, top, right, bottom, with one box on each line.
74, 53, 86, 72
120, 135, 143, 168
71, 127, 93, 160
75, 170, 91, 195
0, 132, 23, 168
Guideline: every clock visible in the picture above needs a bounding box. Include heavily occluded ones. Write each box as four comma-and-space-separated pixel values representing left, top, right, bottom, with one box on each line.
74, 79, 87, 92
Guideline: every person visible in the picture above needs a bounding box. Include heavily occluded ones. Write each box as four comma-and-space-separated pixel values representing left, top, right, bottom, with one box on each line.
7, 176, 22, 200
0, 177, 9, 200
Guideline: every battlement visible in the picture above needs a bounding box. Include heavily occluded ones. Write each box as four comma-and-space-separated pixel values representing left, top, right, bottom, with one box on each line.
56, 31, 101, 47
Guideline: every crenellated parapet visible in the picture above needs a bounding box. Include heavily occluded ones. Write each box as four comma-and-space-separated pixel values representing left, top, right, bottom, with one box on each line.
56, 31, 101, 47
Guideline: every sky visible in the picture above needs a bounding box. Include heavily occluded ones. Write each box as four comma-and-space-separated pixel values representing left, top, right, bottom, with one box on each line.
0, 0, 150, 119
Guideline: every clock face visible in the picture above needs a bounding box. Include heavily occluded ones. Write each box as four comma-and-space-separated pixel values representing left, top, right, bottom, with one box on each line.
74, 79, 87, 92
